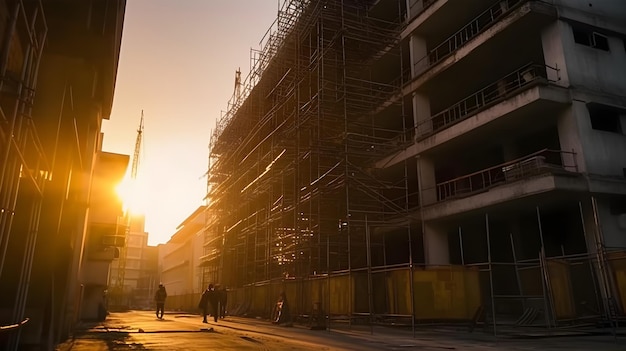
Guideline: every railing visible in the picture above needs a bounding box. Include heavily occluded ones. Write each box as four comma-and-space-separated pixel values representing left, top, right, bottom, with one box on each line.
435, 149, 578, 202
416, 63, 559, 139
413, 0, 526, 76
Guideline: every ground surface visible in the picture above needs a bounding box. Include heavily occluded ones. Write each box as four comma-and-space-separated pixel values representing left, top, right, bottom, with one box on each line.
55, 310, 626, 350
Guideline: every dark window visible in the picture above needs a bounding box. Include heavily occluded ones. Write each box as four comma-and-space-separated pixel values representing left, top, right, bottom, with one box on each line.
610, 197, 626, 215
573, 27, 610, 51
573, 28, 591, 46
588, 103, 623, 133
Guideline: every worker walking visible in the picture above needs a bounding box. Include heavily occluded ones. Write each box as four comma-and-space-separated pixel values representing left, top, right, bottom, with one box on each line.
154, 283, 167, 319
199, 284, 219, 323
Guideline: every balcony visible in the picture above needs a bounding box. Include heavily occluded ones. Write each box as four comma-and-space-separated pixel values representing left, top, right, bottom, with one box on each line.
435, 149, 578, 202
403, 0, 556, 96
417, 0, 526, 74
416, 63, 559, 139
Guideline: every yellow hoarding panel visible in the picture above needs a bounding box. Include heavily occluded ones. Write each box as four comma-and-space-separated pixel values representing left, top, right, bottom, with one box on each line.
412, 266, 481, 320
546, 260, 575, 319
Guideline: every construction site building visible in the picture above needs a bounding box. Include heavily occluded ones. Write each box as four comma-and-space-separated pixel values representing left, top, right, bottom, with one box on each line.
0, 0, 126, 349
203, 0, 626, 333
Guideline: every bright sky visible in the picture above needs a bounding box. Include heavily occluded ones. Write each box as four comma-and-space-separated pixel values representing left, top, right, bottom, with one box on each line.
102, 1, 278, 246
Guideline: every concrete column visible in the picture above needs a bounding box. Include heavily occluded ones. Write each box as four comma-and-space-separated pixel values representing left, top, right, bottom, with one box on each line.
413, 93, 432, 137
417, 155, 437, 205
409, 33, 428, 77
408, 34, 432, 138
540, 21, 570, 87
423, 222, 449, 265
556, 103, 587, 173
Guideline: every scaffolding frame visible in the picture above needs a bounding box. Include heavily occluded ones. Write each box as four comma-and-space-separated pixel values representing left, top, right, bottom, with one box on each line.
203, 0, 412, 321
0, 0, 47, 326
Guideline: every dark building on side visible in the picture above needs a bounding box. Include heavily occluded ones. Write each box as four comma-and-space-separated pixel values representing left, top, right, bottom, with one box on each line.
0, 1, 126, 349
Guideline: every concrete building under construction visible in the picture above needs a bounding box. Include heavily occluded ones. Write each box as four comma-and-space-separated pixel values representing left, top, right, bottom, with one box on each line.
203, 0, 626, 333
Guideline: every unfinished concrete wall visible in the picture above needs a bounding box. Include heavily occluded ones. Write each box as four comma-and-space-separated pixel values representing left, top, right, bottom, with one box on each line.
568, 101, 626, 177
551, 0, 626, 23
561, 23, 626, 96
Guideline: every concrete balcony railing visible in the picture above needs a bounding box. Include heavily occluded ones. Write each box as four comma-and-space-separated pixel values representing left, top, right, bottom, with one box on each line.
415, 62, 559, 139
413, 0, 526, 76
435, 149, 578, 202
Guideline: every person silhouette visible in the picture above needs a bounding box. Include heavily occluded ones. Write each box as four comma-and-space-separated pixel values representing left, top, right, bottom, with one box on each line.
154, 283, 167, 319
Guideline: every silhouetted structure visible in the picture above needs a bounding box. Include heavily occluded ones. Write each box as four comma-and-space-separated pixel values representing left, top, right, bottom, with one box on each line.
0, 0, 126, 349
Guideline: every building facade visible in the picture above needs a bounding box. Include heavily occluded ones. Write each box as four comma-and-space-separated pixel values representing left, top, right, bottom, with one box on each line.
160, 206, 206, 310
203, 0, 626, 332
81, 151, 129, 321
0, 0, 126, 349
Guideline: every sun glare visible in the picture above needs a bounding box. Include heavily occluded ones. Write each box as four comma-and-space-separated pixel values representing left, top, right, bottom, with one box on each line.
115, 176, 147, 215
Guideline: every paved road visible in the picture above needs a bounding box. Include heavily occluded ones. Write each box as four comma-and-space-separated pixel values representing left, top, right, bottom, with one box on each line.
56, 311, 626, 350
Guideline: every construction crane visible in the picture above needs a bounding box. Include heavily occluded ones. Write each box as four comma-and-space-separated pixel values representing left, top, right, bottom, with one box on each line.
113, 110, 144, 305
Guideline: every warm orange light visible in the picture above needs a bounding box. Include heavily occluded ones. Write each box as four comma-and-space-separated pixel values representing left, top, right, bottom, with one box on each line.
115, 175, 147, 215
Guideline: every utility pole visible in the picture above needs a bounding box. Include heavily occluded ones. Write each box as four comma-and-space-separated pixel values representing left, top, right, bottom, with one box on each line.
113, 110, 144, 307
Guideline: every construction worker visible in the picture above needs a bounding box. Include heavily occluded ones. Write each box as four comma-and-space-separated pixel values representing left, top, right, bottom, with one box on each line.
199, 284, 219, 323
154, 283, 167, 319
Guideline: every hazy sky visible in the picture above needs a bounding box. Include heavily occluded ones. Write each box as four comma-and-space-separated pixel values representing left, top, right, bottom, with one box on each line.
102, 1, 278, 246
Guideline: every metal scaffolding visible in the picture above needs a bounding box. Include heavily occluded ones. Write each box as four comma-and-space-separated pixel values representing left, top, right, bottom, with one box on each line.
0, 0, 48, 336
203, 0, 412, 321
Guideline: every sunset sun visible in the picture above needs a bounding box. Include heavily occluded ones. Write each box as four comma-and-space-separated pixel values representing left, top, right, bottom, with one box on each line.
116, 176, 147, 215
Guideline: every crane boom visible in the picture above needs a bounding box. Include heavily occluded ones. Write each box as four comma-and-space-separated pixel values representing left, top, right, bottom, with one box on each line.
131, 111, 144, 180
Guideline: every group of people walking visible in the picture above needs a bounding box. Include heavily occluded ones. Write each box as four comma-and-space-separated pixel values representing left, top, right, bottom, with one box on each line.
199, 283, 227, 323
153, 282, 227, 323
153, 283, 297, 329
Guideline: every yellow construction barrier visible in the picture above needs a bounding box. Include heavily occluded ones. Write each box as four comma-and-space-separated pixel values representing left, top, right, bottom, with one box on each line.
546, 260, 576, 319
250, 284, 270, 316
608, 251, 626, 315
223, 266, 482, 321
330, 275, 351, 315
411, 266, 481, 320
386, 270, 412, 315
